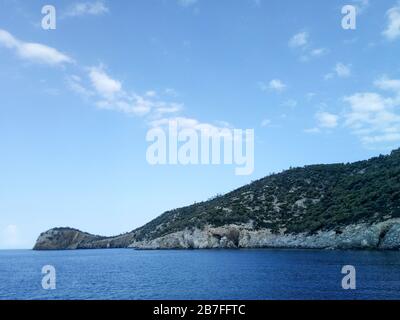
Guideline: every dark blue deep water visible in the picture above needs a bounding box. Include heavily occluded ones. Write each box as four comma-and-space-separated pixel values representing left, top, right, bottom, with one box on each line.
1, 249, 400, 300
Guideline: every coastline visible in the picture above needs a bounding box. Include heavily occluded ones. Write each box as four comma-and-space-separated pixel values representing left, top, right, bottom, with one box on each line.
33, 219, 400, 251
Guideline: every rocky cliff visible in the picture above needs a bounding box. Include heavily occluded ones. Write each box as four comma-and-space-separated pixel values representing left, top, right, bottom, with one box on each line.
129, 220, 400, 250
34, 219, 400, 250
33, 228, 135, 250
34, 149, 400, 250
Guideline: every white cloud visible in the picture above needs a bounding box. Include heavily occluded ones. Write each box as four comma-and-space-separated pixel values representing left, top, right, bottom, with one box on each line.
0, 29, 232, 149
89, 66, 122, 99
289, 32, 328, 62
68, 66, 184, 119
269, 79, 286, 91
149, 116, 234, 140
0, 29, 231, 149
343, 77, 400, 146
383, 4, 400, 41
301, 47, 329, 63
362, 133, 400, 144
0, 29, 73, 66
335, 63, 351, 77
153, 103, 183, 117
310, 48, 328, 57
67, 75, 94, 97
344, 92, 391, 115
306, 111, 339, 133
325, 63, 352, 80
65, 1, 109, 17
374, 75, 400, 92
0, 29, 18, 48
260, 79, 286, 92
316, 111, 339, 128
289, 31, 308, 48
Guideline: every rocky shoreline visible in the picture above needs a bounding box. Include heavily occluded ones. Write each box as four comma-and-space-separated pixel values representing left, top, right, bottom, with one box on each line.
34, 219, 400, 251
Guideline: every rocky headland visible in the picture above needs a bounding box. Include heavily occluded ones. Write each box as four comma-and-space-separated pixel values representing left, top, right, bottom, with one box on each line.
34, 149, 400, 250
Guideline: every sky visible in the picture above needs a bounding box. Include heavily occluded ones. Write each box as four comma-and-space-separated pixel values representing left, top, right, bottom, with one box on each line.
0, 0, 399, 249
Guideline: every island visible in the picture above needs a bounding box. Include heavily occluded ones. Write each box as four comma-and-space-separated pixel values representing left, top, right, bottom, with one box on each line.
34, 149, 400, 250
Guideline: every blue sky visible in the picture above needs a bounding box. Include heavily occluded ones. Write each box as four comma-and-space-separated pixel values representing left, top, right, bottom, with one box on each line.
0, 0, 399, 249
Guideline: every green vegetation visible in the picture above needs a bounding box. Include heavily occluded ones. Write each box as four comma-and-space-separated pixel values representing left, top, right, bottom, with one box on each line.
132, 149, 400, 241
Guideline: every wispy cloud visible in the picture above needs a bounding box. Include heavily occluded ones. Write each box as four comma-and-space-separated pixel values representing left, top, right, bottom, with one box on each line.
148, 116, 234, 141
289, 31, 308, 48
0, 29, 73, 66
383, 3, 400, 41
68, 66, 184, 118
261, 119, 271, 127
89, 66, 122, 99
374, 75, 400, 92
310, 48, 328, 57
300, 48, 329, 62
316, 111, 339, 128
335, 63, 352, 77
289, 31, 329, 62
66, 75, 94, 98
0, 27, 229, 139
259, 79, 287, 93
64, 0, 109, 17
325, 62, 352, 79
0, 27, 189, 127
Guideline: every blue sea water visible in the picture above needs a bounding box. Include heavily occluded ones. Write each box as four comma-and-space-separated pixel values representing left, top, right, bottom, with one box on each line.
0, 249, 400, 300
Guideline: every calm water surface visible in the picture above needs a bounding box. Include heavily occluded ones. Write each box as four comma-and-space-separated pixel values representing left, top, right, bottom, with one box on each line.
0, 249, 399, 300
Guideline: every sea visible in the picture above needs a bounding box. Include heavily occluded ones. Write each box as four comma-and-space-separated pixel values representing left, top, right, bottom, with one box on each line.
0, 249, 399, 300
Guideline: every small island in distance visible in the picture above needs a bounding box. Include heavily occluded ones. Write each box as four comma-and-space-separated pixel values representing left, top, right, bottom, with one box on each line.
34, 149, 400, 251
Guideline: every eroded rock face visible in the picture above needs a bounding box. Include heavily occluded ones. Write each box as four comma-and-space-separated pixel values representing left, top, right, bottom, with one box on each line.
379, 224, 400, 249
33, 228, 101, 250
34, 220, 400, 251
129, 226, 240, 249
128, 220, 400, 250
